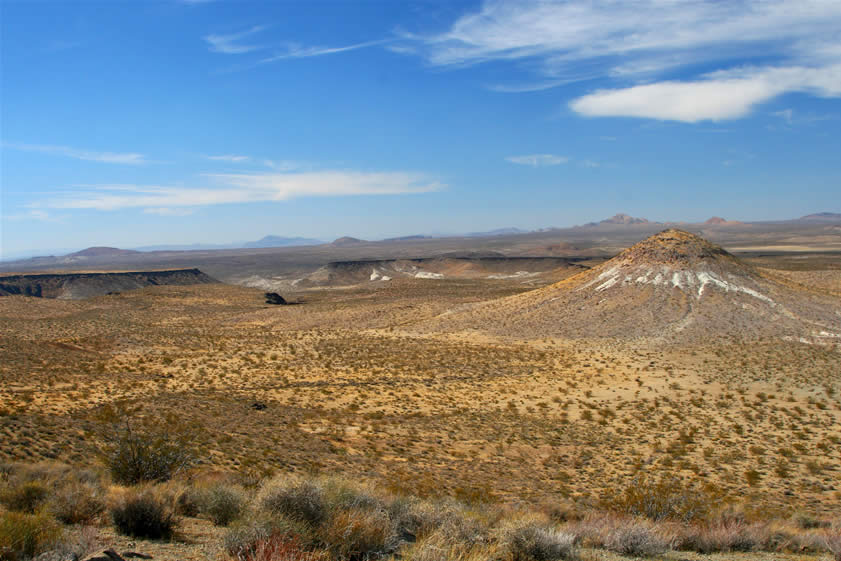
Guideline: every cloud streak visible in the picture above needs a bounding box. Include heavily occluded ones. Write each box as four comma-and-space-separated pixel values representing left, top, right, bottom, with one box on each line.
206, 154, 251, 162
4, 142, 148, 164
401, 0, 841, 122
204, 26, 267, 54
505, 154, 568, 167
34, 170, 443, 212
259, 39, 388, 63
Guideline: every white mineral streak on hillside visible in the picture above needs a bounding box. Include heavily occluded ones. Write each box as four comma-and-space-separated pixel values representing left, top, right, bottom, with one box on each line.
580, 263, 774, 303
370, 268, 391, 281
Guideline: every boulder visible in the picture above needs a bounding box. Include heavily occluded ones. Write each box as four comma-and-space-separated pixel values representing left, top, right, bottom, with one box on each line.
265, 292, 287, 305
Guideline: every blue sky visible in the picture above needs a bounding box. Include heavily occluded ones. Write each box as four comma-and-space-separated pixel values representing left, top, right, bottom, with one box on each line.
2, 0, 840, 257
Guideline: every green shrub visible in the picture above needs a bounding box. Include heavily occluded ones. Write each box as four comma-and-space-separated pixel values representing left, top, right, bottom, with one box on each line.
110, 490, 177, 539
0, 511, 63, 561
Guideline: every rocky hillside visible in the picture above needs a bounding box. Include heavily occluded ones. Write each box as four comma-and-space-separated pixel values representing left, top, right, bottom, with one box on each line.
0, 269, 217, 299
422, 229, 841, 344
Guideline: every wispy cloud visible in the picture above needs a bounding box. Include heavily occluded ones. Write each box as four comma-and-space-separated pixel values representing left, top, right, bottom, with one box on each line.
259, 39, 387, 63
143, 207, 195, 216
204, 26, 267, 54
206, 154, 251, 162
505, 154, 568, 167
3, 209, 60, 223
4, 142, 148, 164
33, 170, 442, 213
399, 0, 841, 122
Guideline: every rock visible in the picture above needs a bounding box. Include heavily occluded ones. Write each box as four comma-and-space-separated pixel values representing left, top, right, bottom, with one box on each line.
265, 292, 287, 305
81, 550, 126, 561
251, 401, 267, 411
122, 553, 153, 559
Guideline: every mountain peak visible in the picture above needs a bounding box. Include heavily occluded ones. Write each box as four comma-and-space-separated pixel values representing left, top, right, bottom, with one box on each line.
601, 213, 649, 225
617, 229, 730, 266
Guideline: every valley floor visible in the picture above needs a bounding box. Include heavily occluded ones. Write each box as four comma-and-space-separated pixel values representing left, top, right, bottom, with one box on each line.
1, 277, 839, 520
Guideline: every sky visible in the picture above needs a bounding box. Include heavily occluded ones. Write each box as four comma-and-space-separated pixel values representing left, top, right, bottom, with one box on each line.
2, 0, 840, 258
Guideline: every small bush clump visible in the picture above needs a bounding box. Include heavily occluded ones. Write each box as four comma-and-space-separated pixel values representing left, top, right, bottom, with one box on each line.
110, 489, 177, 539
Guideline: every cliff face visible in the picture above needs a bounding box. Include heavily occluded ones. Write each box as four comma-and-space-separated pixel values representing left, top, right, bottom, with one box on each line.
0, 269, 217, 299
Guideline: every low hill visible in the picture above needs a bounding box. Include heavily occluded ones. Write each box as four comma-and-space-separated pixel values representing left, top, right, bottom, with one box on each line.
0, 269, 217, 299
423, 229, 841, 344
704, 216, 743, 226
66, 247, 140, 258
244, 235, 323, 248
331, 236, 366, 246
799, 212, 841, 222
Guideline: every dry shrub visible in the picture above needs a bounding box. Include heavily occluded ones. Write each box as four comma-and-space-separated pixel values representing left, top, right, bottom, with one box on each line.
200, 483, 248, 527
98, 413, 197, 485
571, 514, 668, 557
320, 506, 396, 560
603, 520, 669, 557
224, 516, 316, 561
0, 511, 63, 561
232, 534, 327, 561
825, 529, 841, 561
498, 519, 578, 561
321, 478, 382, 513
675, 521, 757, 553
402, 532, 500, 561
47, 480, 106, 525
395, 499, 491, 545
110, 488, 178, 539
257, 478, 326, 526
0, 482, 50, 514
601, 474, 714, 522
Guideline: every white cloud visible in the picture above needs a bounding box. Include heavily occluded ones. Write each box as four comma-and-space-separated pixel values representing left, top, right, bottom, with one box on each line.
570, 64, 841, 122
204, 26, 266, 54
4, 142, 147, 164
401, 0, 841, 122
505, 154, 568, 166
35, 170, 442, 212
206, 154, 251, 162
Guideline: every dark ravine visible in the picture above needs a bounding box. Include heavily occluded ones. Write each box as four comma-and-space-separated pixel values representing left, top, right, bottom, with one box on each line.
0, 268, 217, 299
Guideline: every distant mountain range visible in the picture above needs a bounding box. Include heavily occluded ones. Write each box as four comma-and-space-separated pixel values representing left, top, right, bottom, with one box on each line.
799, 212, 841, 222
3, 212, 838, 263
